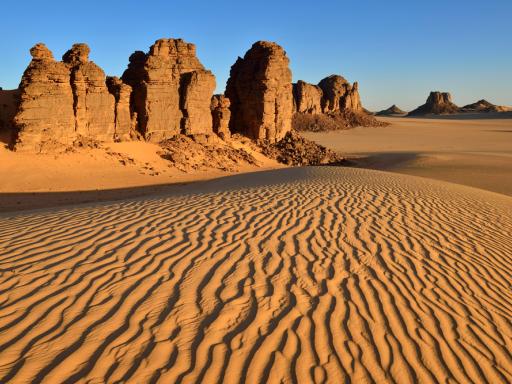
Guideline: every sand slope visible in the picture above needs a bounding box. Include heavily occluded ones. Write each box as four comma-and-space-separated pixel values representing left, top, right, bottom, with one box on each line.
0, 167, 511, 383
303, 117, 512, 195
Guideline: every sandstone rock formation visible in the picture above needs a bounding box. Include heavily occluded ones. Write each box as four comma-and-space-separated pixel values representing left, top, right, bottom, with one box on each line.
13, 43, 126, 151
376, 104, 406, 116
63, 44, 115, 141
210, 95, 231, 140
225, 41, 293, 142
460, 99, 512, 113
408, 92, 459, 116
181, 70, 216, 135
0, 89, 20, 143
14, 43, 76, 151
317, 75, 362, 113
106, 76, 133, 140
293, 81, 323, 114
122, 38, 215, 141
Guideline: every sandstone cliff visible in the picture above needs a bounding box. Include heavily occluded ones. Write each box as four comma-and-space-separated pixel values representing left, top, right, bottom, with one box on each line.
293, 81, 323, 114
13, 43, 130, 152
225, 41, 293, 142
14, 43, 76, 151
408, 92, 459, 116
122, 38, 215, 141
0, 89, 20, 144
63, 44, 116, 141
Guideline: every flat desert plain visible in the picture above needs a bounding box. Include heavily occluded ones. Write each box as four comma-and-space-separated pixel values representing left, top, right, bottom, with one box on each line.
303, 116, 512, 196
1, 118, 512, 383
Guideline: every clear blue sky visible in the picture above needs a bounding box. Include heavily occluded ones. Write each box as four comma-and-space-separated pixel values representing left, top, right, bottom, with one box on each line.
1, 0, 511, 111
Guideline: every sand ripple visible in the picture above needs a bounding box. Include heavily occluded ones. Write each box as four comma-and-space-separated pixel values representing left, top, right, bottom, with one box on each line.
1, 167, 511, 383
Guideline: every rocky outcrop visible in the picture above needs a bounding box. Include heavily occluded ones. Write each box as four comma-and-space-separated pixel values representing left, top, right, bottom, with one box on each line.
460, 99, 512, 113
63, 44, 115, 141
0, 89, 20, 143
106, 76, 133, 140
181, 70, 216, 135
293, 81, 323, 114
14, 43, 76, 151
13, 43, 123, 151
376, 104, 406, 116
317, 75, 362, 113
225, 41, 293, 142
122, 38, 215, 141
211, 95, 231, 140
408, 92, 459, 116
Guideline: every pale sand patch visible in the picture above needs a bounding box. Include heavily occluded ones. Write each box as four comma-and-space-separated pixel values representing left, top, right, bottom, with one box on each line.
0, 167, 511, 383
303, 117, 512, 195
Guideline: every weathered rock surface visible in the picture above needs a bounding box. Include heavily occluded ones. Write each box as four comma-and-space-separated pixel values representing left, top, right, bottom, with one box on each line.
376, 104, 406, 116
14, 43, 76, 152
122, 38, 214, 141
106, 76, 133, 140
225, 41, 293, 142
181, 70, 216, 135
63, 44, 115, 141
317, 75, 362, 113
211, 95, 231, 140
408, 92, 459, 116
293, 81, 323, 114
0, 89, 20, 143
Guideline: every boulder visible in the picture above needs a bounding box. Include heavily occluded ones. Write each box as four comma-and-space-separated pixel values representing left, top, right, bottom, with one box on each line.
63, 43, 116, 141
106, 76, 133, 140
293, 80, 323, 114
14, 43, 76, 152
122, 38, 214, 141
408, 92, 459, 116
211, 95, 231, 140
225, 41, 293, 142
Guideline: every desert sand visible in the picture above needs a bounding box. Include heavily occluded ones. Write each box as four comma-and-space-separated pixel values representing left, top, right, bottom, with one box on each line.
0, 166, 511, 383
0, 140, 283, 212
303, 116, 512, 195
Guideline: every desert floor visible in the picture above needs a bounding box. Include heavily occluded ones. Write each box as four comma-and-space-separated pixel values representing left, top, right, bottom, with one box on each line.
303, 116, 512, 196
1, 167, 511, 383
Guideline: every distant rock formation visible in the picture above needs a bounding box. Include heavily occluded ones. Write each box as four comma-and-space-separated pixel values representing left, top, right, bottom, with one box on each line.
292, 75, 384, 131
376, 104, 406, 116
408, 92, 459, 116
225, 41, 293, 142
210, 95, 231, 140
122, 38, 215, 142
460, 99, 512, 113
317, 75, 362, 113
293, 81, 323, 114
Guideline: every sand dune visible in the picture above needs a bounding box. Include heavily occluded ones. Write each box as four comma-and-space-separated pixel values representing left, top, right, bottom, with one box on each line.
1, 167, 512, 383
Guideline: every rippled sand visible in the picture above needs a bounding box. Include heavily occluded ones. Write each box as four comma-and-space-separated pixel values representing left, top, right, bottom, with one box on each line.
1, 167, 511, 383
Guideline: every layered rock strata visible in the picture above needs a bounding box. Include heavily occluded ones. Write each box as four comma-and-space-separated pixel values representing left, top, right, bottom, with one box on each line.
210, 95, 231, 140
122, 38, 215, 141
225, 41, 293, 142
